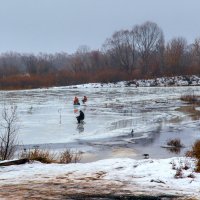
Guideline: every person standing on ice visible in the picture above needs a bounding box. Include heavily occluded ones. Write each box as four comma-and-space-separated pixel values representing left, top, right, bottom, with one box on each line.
76, 110, 85, 123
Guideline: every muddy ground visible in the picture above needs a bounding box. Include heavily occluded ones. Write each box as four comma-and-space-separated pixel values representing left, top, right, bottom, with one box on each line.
0, 179, 188, 200
0, 169, 197, 200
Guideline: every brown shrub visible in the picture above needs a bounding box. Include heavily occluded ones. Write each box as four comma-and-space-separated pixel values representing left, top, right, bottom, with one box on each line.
196, 160, 200, 172
0, 74, 56, 90
185, 150, 194, 157
167, 138, 184, 148
185, 140, 200, 172
192, 140, 200, 172
59, 149, 81, 164
20, 148, 56, 163
191, 140, 200, 159
0, 68, 133, 90
20, 148, 82, 164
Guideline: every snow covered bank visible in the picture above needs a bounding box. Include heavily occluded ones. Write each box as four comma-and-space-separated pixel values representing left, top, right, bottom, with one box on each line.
67, 75, 200, 89
0, 157, 199, 199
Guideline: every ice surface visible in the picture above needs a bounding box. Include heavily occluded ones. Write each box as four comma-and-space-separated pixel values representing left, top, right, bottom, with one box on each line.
0, 84, 200, 160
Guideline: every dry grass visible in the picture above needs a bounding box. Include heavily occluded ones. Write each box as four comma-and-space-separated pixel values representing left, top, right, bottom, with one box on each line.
20, 148, 82, 164
191, 140, 200, 159
196, 160, 200, 172
59, 149, 81, 164
186, 140, 200, 159
185, 140, 200, 172
20, 148, 57, 163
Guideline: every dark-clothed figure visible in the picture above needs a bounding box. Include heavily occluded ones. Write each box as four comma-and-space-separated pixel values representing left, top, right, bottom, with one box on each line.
76, 110, 85, 123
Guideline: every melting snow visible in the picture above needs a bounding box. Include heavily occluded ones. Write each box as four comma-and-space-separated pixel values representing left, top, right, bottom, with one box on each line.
0, 157, 199, 198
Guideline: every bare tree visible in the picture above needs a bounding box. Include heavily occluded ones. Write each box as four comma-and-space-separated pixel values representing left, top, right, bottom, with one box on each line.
164, 37, 187, 75
133, 21, 164, 74
191, 38, 200, 69
103, 29, 136, 72
22, 54, 38, 75
0, 106, 19, 160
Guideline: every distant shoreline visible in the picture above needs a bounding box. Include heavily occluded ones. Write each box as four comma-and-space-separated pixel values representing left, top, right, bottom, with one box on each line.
1, 75, 200, 91
66, 75, 200, 89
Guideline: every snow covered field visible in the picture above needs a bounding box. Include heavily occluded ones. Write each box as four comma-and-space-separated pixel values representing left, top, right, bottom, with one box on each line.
0, 157, 199, 199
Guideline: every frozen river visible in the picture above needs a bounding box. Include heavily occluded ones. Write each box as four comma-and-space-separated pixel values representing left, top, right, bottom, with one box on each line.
1, 85, 200, 161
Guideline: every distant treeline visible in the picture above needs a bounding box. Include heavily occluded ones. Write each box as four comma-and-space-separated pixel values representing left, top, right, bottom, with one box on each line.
1, 21, 200, 89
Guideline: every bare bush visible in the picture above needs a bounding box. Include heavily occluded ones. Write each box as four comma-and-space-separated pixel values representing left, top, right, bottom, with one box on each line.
167, 138, 184, 148
185, 140, 200, 172
59, 149, 81, 164
196, 160, 200, 172
171, 158, 192, 179
20, 147, 56, 164
0, 106, 19, 160
191, 140, 200, 159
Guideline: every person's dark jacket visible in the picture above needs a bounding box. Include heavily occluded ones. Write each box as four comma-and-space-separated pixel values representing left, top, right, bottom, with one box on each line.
76, 110, 84, 123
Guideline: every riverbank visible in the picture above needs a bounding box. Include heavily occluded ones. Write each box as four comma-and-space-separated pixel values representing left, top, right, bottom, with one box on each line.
0, 157, 199, 199
66, 75, 200, 89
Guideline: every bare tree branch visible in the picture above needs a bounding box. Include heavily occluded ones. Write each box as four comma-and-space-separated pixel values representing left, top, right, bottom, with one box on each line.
0, 105, 19, 160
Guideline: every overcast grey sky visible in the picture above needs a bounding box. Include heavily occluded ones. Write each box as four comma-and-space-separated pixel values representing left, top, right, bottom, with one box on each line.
0, 0, 199, 54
